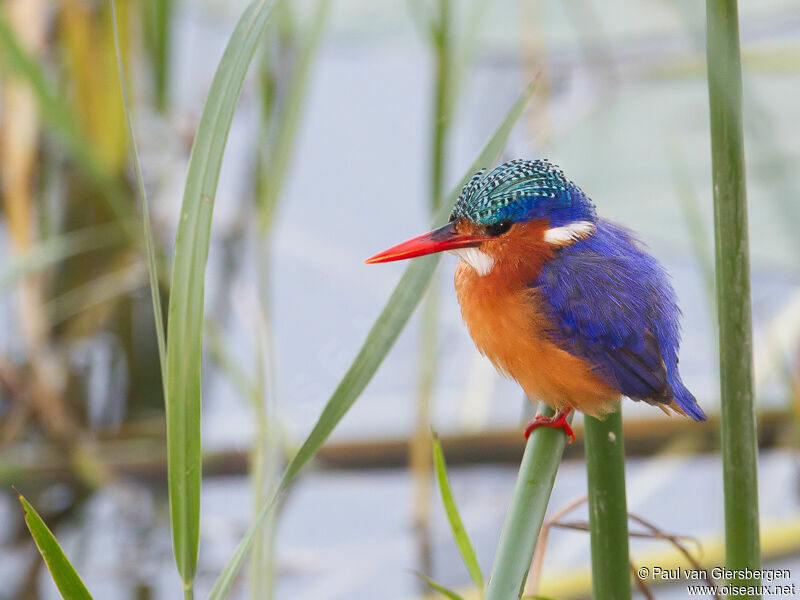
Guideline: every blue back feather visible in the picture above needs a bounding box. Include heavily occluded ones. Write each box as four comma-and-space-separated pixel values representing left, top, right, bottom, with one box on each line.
536, 220, 707, 421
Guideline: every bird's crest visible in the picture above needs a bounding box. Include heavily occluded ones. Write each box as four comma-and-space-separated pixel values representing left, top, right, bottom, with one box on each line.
451, 159, 596, 227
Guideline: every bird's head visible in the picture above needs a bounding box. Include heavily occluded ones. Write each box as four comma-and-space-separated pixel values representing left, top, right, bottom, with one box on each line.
366, 159, 597, 277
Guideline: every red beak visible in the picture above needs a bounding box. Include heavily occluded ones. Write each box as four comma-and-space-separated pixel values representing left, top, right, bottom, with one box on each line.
365, 221, 491, 264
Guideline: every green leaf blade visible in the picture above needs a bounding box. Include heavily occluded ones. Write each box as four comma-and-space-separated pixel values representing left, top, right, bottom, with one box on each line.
109, 0, 168, 400
433, 434, 484, 591
18, 493, 94, 600
164, 0, 278, 587
414, 572, 466, 600
207, 81, 536, 599
278, 81, 535, 493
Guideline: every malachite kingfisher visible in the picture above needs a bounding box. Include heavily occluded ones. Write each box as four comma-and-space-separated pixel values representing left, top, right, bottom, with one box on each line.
366, 159, 707, 442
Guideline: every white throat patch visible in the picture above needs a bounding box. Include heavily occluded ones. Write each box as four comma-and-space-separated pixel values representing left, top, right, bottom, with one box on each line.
543, 221, 596, 246
450, 247, 495, 276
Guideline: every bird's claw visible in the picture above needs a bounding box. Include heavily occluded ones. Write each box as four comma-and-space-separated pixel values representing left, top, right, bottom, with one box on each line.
524, 408, 575, 443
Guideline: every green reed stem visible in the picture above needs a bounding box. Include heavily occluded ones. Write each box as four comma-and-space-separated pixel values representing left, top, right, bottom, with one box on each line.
485, 403, 569, 600
705, 0, 761, 593
430, 0, 451, 214
143, 0, 173, 111
584, 409, 631, 600
411, 0, 454, 577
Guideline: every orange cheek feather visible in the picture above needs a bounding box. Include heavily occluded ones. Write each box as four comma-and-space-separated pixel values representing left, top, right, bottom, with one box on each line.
453, 219, 619, 418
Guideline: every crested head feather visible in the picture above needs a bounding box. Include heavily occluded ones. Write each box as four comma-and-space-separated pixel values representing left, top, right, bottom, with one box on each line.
451, 159, 596, 227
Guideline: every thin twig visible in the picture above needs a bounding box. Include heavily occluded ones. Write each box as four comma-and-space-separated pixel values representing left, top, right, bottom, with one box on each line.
627, 513, 720, 598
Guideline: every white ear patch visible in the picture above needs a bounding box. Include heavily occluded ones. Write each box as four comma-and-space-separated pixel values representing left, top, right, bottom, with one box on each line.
449, 247, 495, 276
543, 221, 596, 246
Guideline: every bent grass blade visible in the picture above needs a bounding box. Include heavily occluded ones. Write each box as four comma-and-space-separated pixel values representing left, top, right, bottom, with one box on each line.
207, 81, 536, 600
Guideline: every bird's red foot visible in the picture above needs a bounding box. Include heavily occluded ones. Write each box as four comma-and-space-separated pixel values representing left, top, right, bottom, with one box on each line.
524, 408, 575, 443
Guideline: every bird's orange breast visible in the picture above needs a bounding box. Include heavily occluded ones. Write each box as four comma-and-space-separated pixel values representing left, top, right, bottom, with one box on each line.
453, 220, 619, 417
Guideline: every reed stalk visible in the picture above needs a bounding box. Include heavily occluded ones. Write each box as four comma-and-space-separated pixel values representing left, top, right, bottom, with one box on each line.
411, 0, 454, 576
584, 409, 631, 599
412, 280, 438, 573
248, 4, 327, 595
485, 403, 570, 600
705, 0, 761, 593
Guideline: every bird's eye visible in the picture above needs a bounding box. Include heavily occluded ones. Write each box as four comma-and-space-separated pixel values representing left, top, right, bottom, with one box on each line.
485, 221, 512, 237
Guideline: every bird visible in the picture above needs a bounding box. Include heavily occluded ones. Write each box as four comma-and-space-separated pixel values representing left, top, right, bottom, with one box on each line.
365, 159, 706, 442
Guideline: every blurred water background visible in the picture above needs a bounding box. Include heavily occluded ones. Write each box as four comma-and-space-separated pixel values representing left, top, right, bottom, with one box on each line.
0, 0, 799, 598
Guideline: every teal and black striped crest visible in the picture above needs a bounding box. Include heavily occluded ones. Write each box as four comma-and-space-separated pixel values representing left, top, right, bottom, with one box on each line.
450, 159, 596, 227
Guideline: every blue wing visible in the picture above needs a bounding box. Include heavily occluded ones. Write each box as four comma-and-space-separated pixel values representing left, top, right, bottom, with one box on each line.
535, 219, 706, 420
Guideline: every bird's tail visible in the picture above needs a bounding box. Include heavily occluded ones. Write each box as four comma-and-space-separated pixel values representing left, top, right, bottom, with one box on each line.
670, 379, 707, 421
